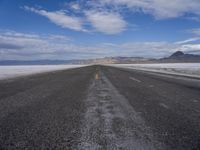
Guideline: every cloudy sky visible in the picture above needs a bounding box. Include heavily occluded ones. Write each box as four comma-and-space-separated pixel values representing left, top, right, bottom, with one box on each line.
1, 0, 200, 60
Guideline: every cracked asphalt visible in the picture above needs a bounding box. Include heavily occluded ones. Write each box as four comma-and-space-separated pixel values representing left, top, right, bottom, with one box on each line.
0, 65, 200, 150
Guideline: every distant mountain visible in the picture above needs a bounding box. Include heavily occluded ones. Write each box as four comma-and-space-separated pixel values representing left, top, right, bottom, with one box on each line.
0, 51, 199, 65
0, 60, 82, 65
79, 57, 152, 64
0, 57, 152, 65
159, 51, 200, 63
170, 51, 185, 58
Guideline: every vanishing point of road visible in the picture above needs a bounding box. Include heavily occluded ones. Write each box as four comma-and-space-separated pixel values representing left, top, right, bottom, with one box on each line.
0, 65, 199, 150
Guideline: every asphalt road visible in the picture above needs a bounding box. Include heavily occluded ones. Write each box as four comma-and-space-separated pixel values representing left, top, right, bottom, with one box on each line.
0, 65, 199, 150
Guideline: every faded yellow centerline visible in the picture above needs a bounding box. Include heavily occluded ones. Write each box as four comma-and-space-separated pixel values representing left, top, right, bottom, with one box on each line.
95, 68, 99, 80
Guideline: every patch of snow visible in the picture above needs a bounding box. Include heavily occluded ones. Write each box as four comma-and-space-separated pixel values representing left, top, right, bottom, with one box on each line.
0, 65, 87, 80
108, 63, 200, 78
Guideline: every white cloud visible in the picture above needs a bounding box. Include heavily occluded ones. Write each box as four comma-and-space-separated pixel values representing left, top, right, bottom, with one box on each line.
101, 41, 200, 57
23, 1, 200, 36
24, 6, 128, 34
0, 30, 199, 60
71, 3, 80, 10
186, 16, 200, 22
117, 42, 177, 57
24, 6, 86, 32
0, 31, 113, 60
175, 37, 200, 44
188, 28, 200, 36
101, 0, 200, 19
178, 44, 200, 53
63, 2, 81, 11
85, 11, 127, 34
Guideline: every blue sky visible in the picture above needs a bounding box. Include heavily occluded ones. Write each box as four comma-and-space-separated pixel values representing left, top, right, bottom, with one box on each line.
1, 0, 200, 60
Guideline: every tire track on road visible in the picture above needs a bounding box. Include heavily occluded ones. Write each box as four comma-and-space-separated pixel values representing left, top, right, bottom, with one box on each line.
79, 69, 165, 150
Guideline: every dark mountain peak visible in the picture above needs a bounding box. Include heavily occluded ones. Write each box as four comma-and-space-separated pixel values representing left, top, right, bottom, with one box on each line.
159, 51, 200, 62
170, 51, 184, 58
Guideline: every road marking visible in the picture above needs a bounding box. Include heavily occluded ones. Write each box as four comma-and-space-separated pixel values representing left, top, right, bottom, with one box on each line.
95, 70, 99, 80
129, 77, 141, 83
159, 103, 169, 109
80, 73, 164, 149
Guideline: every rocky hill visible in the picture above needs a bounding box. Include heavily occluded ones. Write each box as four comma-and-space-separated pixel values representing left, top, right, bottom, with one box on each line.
159, 51, 200, 63
0, 51, 199, 65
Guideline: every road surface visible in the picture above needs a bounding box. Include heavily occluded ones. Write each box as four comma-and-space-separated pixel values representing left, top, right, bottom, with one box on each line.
0, 65, 199, 150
